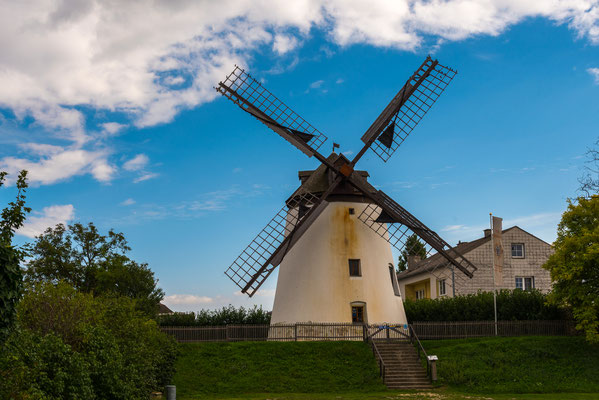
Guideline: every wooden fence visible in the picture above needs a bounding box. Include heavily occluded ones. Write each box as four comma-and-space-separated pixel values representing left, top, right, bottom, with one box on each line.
410, 320, 575, 339
160, 323, 410, 343
160, 320, 574, 343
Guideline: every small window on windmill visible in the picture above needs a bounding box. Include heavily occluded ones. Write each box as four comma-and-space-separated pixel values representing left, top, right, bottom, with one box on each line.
351, 305, 365, 324
349, 208, 355, 215
348, 259, 361, 277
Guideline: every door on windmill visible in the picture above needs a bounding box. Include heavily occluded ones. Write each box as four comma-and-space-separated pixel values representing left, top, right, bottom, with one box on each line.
351, 304, 366, 324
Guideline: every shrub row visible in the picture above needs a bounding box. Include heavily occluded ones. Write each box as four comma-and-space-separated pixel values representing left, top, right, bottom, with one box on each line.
404, 289, 569, 322
157, 305, 271, 326
0, 282, 177, 400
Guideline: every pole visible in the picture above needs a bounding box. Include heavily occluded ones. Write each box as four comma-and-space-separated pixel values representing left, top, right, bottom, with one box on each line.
490, 213, 498, 336
451, 264, 455, 297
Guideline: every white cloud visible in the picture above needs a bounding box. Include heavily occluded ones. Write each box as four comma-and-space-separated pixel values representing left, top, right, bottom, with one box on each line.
0, 0, 597, 142
588, 67, 599, 83
164, 294, 214, 305
17, 204, 75, 238
163, 289, 275, 312
123, 154, 149, 171
273, 34, 299, 54
0, 1, 598, 188
443, 224, 466, 232
91, 159, 116, 182
1, 147, 114, 185
309, 79, 325, 89
133, 172, 159, 183
121, 198, 136, 206
18, 143, 63, 156
163, 76, 186, 86
336, 78, 344, 84
101, 122, 126, 136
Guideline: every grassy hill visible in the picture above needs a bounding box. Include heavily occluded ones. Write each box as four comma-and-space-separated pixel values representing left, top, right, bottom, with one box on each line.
172, 336, 599, 399
422, 336, 599, 393
173, 341, 385, 398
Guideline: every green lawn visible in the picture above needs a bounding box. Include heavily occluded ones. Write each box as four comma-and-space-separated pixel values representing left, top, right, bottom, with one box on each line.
172, 337, 599, 399
173, 341, 385, 398
181, 391, 599, 399
421, 336, 599, 393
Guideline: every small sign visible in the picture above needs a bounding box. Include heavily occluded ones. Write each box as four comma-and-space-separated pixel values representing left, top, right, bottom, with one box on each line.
427, 355, 438, 361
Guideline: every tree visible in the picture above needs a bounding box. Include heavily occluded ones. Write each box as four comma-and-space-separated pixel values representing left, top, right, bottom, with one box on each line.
397, 234, 427, 272
544, 196, 599, 343
26, 222, 164, 316
0, 170, 31, 342
579, 138, 599, 196
1, 281, 177, 399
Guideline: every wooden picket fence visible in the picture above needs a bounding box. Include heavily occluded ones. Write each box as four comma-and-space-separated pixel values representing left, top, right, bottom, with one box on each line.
160, 320, 574, 343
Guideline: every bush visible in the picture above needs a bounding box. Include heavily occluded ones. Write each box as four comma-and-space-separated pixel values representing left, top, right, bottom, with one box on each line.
0, 282, 177, 399
404, 289, 568, 322
157, 304, 271, 326
0, 330, 94, 400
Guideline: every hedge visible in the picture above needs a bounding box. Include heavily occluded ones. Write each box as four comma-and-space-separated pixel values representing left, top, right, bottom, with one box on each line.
404, 289, 569, 322
157, 305, 271, 326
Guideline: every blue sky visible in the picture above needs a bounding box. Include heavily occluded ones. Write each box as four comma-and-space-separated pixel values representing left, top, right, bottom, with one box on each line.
1, 1, 599, 311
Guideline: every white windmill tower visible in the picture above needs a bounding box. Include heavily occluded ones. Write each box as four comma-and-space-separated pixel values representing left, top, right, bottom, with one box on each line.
216, 57, 477, 325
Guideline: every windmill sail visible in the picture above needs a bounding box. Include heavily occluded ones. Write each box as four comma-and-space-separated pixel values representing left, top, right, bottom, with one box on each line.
217, 56, 477, 300
224, 190, 324, 297
216, 66, 327, 156
359, 57, 457, 163
358, 190, 476, 280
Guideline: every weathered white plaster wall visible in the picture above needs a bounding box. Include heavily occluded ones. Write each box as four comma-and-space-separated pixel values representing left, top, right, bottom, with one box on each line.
270, 201, 407, 325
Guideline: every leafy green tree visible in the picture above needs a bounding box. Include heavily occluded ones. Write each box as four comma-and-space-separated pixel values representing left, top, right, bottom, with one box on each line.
25, 222, 164, 316
397, 234, 427, 272
544, 196, 599, 343
0, 170, 31, 342
1, 281, 177, 399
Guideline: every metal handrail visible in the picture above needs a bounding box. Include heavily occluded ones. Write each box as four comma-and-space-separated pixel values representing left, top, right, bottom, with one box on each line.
409, 324, 431, 378
369, 338, 387, 384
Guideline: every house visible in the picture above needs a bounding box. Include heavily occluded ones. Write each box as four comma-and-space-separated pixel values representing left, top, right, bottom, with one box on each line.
397, 221, 553, 300
157, 303, 174, 315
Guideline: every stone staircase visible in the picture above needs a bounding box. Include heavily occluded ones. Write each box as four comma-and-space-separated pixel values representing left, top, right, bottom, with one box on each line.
372, 340, 432, 390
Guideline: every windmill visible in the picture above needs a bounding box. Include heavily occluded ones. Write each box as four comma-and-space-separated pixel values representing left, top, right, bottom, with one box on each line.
216, 56, 477, 325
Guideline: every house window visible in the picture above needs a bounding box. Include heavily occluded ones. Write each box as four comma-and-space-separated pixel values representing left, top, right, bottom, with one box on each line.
388, 264, 400, 296
439, 279, 447, 296
511, 243, 525, 258
348, 259, 361, 277
515, 276, 535, 290
351, 305, 365, 323
415, 289, 425, 300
